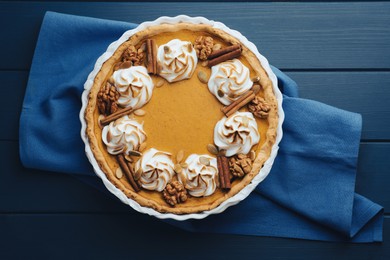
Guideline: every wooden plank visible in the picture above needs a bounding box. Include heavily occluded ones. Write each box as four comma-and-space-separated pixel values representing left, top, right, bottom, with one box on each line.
356, 142, 390, 209
286, 71, 390, 141
3, 70, 389, 141
0, 140, 131, 213
0, 71, 27, 141
1, 140, 389, 213
0, 214, 388, 259
0, 2, 389, 70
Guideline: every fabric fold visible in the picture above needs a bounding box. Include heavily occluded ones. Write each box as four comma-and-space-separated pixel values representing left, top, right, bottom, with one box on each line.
19, 11, 383, 242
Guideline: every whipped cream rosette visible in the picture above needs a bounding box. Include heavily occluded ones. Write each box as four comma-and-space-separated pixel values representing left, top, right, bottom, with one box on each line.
157, 39, 198, 82
214, 111, 260, 157
111, 66, 154, 109
101, 115, 146, 155
178, 154, 218, 197
135, 148, 175, 192
208, 59, 253, 105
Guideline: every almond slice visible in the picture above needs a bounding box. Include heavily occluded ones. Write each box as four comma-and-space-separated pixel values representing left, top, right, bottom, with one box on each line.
207, 144, 219, 155
139, 142, 147, 152
156, 79, 165, 88
251, 76, 260, 83
128, 150, 142, 157
115, 168, 123, 179
124, 154, 133, 163
134, 109, 146, 116
199, 156, 210, 166
174, 164, 183, 174
197, 71, 209, 84
212, 43, 221, 51
250, 150, 256, 161
252, 84, 261, 94
176, 150, 185, 163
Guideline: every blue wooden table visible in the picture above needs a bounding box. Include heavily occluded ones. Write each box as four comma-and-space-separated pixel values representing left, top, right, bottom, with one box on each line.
1, 2, 389, 258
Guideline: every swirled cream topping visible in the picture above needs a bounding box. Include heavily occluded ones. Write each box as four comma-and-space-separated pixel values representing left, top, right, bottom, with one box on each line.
111, 66, 154, 109
208, 59, 252, 105
101, 115, 146, 155
178, 154, 218, 197
135, 148, 175, 192
214, 112, 260, 157
157, 39, 198, 83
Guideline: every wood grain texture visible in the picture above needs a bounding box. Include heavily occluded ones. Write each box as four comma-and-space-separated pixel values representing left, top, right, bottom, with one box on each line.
1, 140, 389, 212
0, 2, 389, 70
286, 71, 390, 141
3, 71, 389, 141
0, 140, 130, 213
1, 1, 388, 256
0, 214, 388, 259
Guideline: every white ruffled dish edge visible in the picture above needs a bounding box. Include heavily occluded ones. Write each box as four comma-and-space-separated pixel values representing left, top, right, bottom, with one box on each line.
80, 15, 284, 220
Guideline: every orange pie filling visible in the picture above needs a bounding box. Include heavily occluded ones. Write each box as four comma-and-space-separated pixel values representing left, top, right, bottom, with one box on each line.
86, 25, 278, 214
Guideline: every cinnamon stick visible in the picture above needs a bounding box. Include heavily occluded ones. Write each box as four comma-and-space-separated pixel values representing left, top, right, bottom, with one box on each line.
208, 44, 241, 60
100, 106, 134, 126
117, 154, 140, 192
217, 155, 231, 190
152, 40, 158, 74
226, 92, 255, 117
146, 39, 157, 74
221, 156, 231, 189
221, 90, 256, 117
208, 49, 242, 67
146, 39, 153, 73
221, 90, 253, 115
217, 156, 226, 189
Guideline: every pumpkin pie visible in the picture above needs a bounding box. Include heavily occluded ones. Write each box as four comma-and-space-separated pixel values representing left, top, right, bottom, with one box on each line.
83, 18, 281, 217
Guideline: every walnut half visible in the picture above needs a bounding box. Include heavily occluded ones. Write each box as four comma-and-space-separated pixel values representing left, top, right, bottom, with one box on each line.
229, 154, 253, 178
97, 82, 119, 116
162, 181, 188, 207
194, 36, 214, 60
248, 96, 271, 119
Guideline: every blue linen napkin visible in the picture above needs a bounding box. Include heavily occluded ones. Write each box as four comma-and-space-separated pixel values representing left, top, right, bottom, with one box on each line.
19, 11, 383, 242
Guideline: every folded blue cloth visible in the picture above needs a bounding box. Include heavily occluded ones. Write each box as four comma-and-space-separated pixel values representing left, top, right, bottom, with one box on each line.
20, 12, 383, 242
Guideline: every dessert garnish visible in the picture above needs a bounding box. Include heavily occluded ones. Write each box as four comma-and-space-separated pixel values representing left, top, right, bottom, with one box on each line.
114, 61, 132, 71
146, 39, 158, 74
111, 66, 154, 109
122, 45, 145, 66
217, 154, 231, 189
207, 44, 242, 67
194, 36, 214, 60
206, 143, 231, 190
221, 84, 260, 117
100, 106, 134, 126
102, 115, 146, 155
135, 148, 175, 192
248, 96, 271, 119
157, 39, 198, 82
197, 70, 209, 84
178, 154, 218, 197
214, 111, 260, 157
134, 109, 146, 116
208, 59, 252, 105
97, 81, 119, 116
162, 181, 188, 207
117, 153, 140, 192
229, 153, 253, 178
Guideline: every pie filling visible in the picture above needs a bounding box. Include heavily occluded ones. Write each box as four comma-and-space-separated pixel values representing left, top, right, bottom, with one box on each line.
86, 25, 278, 214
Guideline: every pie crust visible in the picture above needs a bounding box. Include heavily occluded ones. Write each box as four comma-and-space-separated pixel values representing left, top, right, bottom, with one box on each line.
81, 16, 283, 219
